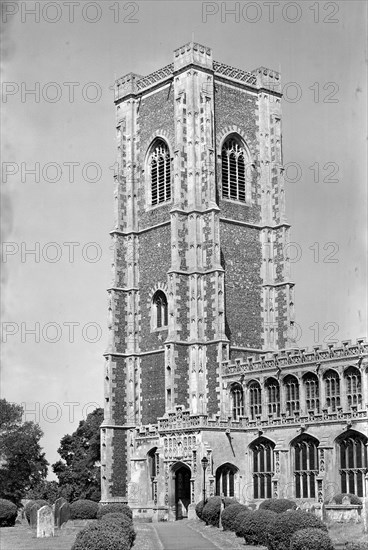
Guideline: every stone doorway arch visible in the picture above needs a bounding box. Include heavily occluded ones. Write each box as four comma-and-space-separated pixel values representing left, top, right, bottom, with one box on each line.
171, 462, 191, 520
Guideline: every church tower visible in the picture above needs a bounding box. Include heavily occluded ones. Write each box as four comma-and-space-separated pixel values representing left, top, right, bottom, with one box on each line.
100, 42, 298, 517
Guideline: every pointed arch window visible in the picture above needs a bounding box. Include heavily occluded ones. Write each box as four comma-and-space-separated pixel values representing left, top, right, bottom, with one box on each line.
338, 431, 367, 497
293, 435, 318, 498
283, 375, 299, 416
265, 377, 280, 416
149, 139, 171, 206
324, 369, 340, 412
222, 136, 248, 202
303, 372, 320, 413
230, 383, 244, 419
215, 463, 238, 497
152, 290, 168, 328
251, 437, 275, 499
344, 366, 362, 409
148, 447, 158, 501
248, 381, 262, 420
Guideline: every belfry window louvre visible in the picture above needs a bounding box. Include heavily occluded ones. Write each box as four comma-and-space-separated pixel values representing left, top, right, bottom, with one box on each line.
339, 432, 367, 497
222, 137, 247, 202
152, 290, 168, 328
150, 140, 171, 206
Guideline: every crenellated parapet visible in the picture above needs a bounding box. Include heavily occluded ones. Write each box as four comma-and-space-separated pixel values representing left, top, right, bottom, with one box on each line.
114, 43, 280, 102
223, 338, 367, 376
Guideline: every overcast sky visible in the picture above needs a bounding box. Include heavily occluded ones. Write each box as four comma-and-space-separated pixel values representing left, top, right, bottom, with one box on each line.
1, 0, 367, 476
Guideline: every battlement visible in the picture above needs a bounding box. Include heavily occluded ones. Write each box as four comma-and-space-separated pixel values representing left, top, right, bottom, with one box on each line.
223, 338, 368, 376
252, 66, 281, 93
115, 42, 280, 101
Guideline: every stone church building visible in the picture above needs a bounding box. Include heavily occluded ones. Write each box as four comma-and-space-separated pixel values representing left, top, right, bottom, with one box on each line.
100, 42, 368, 520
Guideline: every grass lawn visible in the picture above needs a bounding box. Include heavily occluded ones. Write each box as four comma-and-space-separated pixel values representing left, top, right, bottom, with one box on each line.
0, 521, 163, 550
328, 521, 368, 545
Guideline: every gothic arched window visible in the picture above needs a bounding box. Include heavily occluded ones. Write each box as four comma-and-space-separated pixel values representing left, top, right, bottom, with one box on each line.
250, 437, 275, 499
283, 375, 299, 416
152, 290, 168, 328
249, 381, 262, 420
293, 434, 319, 498
149, 139, 171, 206
338, 431, 367, 497
344, 366, 362, 409
230, 383, 244, 419
221, 136, 248, 202
148, 447, 158, 500
265, 377, 280, 417
303, 372, 320, 413
324, 369, 340, 412
215, 463, 238, 497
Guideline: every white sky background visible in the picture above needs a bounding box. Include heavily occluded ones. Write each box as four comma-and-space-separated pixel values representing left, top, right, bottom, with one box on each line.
1, 0, 367, 477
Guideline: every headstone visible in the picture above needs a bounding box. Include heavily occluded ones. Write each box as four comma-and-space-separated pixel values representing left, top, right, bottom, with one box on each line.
29, 504, 39, 529
59, 502, 70, 527
54, 497, 67, 527
37, 505, 54, 538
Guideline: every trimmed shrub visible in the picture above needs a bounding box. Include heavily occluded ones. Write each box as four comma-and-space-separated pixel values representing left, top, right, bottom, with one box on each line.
97, 503, 133, 520
223, 497, 239, 508
25, 499, 48, 523
100, 513, 135, 546
195, 500, 205, 520
259, 498, 297, 513
71, 522, 132, 550
235, 509, 277, 546
345, 543, 368, 550
290, 528, 334, 550
221, 503, 249, 531
267, 510, 328, 550
202, 496, 222, 527
324, 493, 362, 505
70, 499, 99, 520
0, 499, 18, 527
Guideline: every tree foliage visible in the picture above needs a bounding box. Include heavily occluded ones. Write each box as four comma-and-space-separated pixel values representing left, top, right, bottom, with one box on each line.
0, 399, 48, 505
52, 408, 103, 502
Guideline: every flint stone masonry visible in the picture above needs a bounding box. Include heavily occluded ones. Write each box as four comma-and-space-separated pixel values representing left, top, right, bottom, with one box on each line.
101, 41, 368, 522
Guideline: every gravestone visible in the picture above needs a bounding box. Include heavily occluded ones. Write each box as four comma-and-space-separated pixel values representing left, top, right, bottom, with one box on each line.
54, 497, 67, 527
59, 502, 71, 528
29, 504, 39, 529
37, 505, 54, 538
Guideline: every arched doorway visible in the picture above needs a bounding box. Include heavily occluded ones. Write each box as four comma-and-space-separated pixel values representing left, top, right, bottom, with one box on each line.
173, 463, 191, 520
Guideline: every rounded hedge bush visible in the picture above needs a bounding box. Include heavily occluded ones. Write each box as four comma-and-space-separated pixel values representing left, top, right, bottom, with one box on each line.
100, 513, 135, 546
221, 503, 250, 531
70, 499, 99, 520
71, 522, 132, 550
267, 510, 328, 550
324, 493, 362, 505
223, 497, 239, 508
0, 499, 18, 527
290, 528, 334, 550
259, 498, 297, 513
25, 499, 49, 523
202, 496, 222, 527
97, 503, 133, 520
195, 500, 205, 520
235, 509, 277, 546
